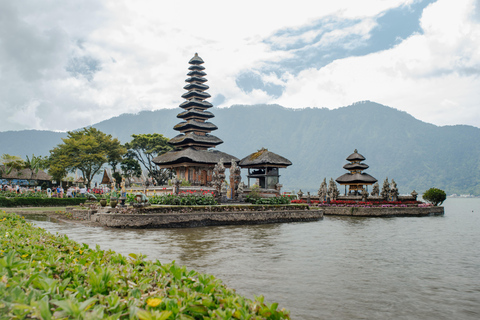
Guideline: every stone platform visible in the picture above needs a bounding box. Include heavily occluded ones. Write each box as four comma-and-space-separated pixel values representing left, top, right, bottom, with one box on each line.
322, 206, 444, 217
68, 204, 323, 228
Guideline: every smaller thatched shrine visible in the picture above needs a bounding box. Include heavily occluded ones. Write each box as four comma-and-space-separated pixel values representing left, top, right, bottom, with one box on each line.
336, 149, 377, 195
100, 168, 113, 185
239, 148, 292, 190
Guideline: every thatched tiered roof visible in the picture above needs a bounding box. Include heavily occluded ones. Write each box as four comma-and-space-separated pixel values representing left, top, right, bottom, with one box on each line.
239, 148, 292, 168
153, 147, 238, 167
336, 149, 377, 185
153, 53, 237, 168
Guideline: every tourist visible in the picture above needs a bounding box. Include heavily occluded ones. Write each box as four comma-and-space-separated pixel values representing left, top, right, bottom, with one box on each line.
80, 187, 87, 197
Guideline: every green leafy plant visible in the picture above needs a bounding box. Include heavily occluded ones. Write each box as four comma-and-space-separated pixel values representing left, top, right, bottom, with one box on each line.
422, 187, 447, 206
0, 212, 290, 319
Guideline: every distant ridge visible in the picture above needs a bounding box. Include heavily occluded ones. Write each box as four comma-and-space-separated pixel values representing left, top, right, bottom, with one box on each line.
1, 101, 479, 195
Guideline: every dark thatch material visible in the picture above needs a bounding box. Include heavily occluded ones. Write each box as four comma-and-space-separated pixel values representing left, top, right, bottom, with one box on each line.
173, 120, 218, 132
100, 168, 112, 185
169, 132, 223, 146
188, 65, 205, 71
179, 98, 213, 109
343, 163, 369, 170
189, 53, 204, 65
181, 90, 211, 100
177, 110, 214, 119
74, 177, 85, 184
346, 149, 366, 161
183, 83, 209, 91
185, 76, 207, 83
187, 70, 207, 77
239, 148, 292, 168
153, 147, 238, 166
0, 166, 51, 181
336, 173, 377, 185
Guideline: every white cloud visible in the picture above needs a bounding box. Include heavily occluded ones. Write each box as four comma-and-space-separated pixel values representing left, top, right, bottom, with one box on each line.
1, 0, 478, 131
273, 0, 480, 127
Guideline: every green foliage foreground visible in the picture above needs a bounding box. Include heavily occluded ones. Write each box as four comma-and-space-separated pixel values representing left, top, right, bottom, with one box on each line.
0, 213, 290, 319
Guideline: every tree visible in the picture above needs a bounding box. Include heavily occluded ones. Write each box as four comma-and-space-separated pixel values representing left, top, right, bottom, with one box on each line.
422, 188, 447, 206
125, 133, 172, 185
120, 156, 142, 186
49, 128, 126, 188
0, 154, 24, 178
23, 154, 49, 181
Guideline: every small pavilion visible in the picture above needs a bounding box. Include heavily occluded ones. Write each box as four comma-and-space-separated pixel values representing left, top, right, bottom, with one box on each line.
153, 53, 238, 185
239, 148, 292, 189
100, 168, 113, 185
336, 149, 377, 195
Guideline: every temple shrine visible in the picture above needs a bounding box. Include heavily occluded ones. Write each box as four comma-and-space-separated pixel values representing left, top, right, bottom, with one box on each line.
153, 53, 238, 185
335, 149, 377, 195
239, 148, 292, 190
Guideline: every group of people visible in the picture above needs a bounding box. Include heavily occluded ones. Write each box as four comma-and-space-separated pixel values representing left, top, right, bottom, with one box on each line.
50, 186, 107, 198
1, 184, 41, 194
1, 183, 111, 198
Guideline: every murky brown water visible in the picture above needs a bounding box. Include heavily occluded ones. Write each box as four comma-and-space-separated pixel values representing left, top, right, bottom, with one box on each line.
29, 198, 480, 319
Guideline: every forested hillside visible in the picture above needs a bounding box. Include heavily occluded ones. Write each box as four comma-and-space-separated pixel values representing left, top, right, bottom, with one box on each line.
1, 101, 479, 195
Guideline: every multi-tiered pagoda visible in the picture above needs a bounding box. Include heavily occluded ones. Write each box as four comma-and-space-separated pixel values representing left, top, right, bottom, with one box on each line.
336, 149, 377, 195
153, 53, 238, 186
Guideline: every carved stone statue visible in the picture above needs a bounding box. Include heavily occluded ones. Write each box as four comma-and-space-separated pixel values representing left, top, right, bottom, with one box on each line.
110, 178, 117, 198
389, 179, 399, 201
318, 178, 327, 201
328, 178, 339, 200
371, 182, 380, 196
133, 192, 150, 207
237, 182, 245, 202
171, 177, 182, 195
275, 183, 283, 195
212, 159, 226, 198
411, 190, 418, 201
237, 182, 245, 194
297, 189, 304, 200
229, 159, 242, 200
307, 192, 311, 205
380, 177, 390, 199
220, 180, 227, 194
121, 177, 126, 198
362, 188, 369, 202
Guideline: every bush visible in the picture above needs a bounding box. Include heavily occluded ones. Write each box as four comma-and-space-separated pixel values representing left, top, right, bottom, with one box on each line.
245, 195, 291, 205
422, 188, 447, 206
0, 213, 290, 319
0, 197, 85, 207
0, 191, 48, 198
149, 194, 218, 206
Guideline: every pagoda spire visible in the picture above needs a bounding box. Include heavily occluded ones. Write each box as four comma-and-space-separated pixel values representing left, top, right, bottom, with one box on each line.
169, 53, 223, 150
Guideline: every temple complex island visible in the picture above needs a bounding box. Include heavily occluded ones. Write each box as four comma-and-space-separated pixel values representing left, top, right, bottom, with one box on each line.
335, 149, 377, 195
239, 148, 292, 194
153, 53, 238, 185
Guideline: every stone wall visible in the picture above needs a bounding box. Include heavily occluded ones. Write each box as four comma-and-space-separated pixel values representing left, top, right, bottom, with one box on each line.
69, 209, 97, 220
323, 206, 444, 217
96, 210, 323, 228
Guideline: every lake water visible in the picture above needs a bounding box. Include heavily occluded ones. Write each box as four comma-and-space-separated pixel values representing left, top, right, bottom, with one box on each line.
29, 198, 480, 319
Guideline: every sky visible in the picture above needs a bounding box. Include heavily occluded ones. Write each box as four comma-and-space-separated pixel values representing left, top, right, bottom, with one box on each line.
0, 0, 479, 132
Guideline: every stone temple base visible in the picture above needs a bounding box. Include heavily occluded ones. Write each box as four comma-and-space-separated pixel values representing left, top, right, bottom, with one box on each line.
322, 206, 444, 217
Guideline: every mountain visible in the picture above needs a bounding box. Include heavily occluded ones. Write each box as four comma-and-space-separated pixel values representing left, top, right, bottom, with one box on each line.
1, 101, 479, 195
